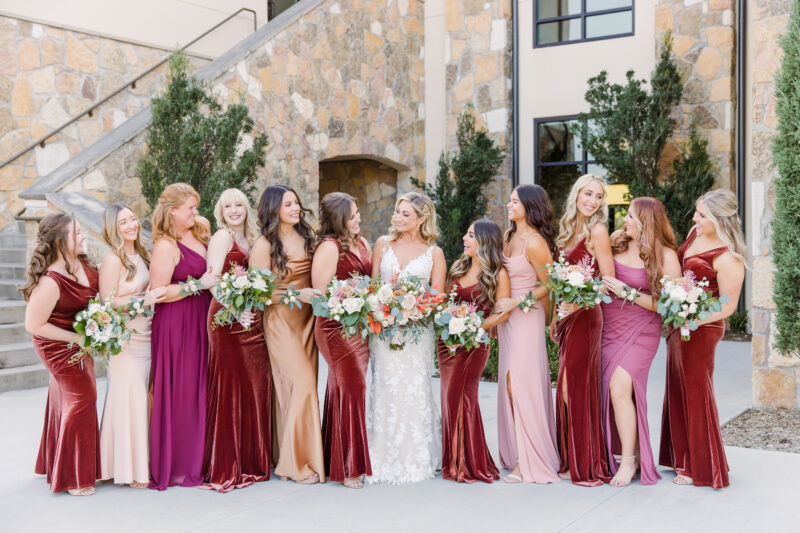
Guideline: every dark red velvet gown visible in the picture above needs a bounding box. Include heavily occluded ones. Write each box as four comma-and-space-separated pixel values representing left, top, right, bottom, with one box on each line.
659, 229, 731, 489
202, 242, 272, 492
33, 262, 101, 493
314, 237, 372, 482
554, 238, 611, 486
436, 280, 500, 483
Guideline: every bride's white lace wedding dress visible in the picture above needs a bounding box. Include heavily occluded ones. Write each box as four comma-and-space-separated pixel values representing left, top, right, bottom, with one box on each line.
367, 242, 442, 484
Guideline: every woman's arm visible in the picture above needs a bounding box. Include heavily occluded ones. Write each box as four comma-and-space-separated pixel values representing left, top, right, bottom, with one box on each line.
149, 239, 185, 304
371, 236, 385, 278
206, 230, 233, 277
99, 253, 131, 308
250, 237, 283, 304
483, 269, 511, 330
591, 222, 615, 278
25, 277, 82, 344
311, 240, 339, 291
699, 252, 745, 325
430, 246, 447, 292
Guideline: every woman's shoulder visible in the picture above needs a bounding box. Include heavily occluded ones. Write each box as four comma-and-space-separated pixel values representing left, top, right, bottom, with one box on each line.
589, 220, 610, 239
99, 252, 123, 273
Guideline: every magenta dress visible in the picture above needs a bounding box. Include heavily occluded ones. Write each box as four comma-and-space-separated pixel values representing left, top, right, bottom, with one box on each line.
149, 241, 212, 490
600, 260, 662, 485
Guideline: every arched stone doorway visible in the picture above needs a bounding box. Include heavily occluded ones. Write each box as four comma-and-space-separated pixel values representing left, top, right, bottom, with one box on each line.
318, 157, 400, 245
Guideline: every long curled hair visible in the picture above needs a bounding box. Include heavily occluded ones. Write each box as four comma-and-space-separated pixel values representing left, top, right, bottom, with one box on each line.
504, 184, 558, 262
151, 183, 209, 244
388, 191, 439, 245
213, 188, 260, 245
556, 174, 608, 249
447, 219, 504, 306
102, 203, 151, 282
20, 213, 91, 301
611, 197, 677, 295
698, 188, 746, 265
317, 192, 358, 255
257, 185, 315, 280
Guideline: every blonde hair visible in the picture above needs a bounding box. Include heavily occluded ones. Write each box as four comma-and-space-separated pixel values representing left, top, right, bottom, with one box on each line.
388, 191, 439, 245
151, 183, 209, 244
102, 203, 151, 282
698, 188, 746, 264
213, 188, 259, 245
556, 173, 608, 249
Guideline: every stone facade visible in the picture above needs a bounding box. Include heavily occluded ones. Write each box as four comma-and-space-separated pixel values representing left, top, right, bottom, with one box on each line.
655, 0, 736, 188
748, 0, 799, 409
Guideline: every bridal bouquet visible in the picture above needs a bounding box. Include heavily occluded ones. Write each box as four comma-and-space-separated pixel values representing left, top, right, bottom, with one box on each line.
212, 265, 276, 329
434, 292, 488, 353
312, 274, 372, 341
657, 271, 728, 341
72, 292, 130, 364
543, 251, 610, 318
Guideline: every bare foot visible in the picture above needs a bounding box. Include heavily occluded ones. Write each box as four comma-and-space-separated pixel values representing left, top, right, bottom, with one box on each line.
343, 477, 363, 489
67, 486, 95, 496
297, 473, 320, 485
129, 481, 148, 489
672, 474, 693, 485
610, 455, 638, 487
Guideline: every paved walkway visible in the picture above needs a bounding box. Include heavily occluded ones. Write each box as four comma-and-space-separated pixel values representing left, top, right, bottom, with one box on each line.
1, 339, 798, 532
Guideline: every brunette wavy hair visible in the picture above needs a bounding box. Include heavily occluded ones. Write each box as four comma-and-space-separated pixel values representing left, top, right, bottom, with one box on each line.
447, 219, 504, 306
317, 192, 359, 255
257, 185, 315, 280
20, 213, 91, 301
611, 197, 677, 295
504, 184, 558, 262
102, 204, 151, 282
150, 183, 209, 244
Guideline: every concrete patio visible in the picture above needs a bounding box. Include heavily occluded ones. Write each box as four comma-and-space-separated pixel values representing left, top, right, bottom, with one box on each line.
1, 339, 797, 532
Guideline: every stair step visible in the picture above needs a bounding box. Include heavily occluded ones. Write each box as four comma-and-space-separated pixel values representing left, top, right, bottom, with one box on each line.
0, 233, 26, 247
0, 300, 26, 323
0, 280, 24, 299
0, 342, 39, 368
0, 363, 50, 393
0, 248, 25, 263
0, 322, 30, 343
0, 263, 26, 279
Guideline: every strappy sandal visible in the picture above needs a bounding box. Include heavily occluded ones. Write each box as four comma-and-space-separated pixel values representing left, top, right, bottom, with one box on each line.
344, 476, 364, 489
67, 486, 95, 496
672, 474, 693, 485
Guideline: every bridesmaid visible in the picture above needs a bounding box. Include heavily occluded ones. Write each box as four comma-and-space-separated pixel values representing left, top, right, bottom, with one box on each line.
438, 219, 509, 483
659, 189, 745, 489
493, 185, 561, 484
251, 184, 325, 484
202, 188, 272, 492
312, 192, 372, 489
22, 214, 100, 495
98, 204, 166, 488
553, 173, 613, 486
600, 198, 680, 486
148, 183, 217, 490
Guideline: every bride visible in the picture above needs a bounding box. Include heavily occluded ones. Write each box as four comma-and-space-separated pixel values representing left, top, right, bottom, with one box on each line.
368, 191, 447, 484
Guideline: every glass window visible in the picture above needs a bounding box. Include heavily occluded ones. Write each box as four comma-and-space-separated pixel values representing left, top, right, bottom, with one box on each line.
534, 0, 634, 47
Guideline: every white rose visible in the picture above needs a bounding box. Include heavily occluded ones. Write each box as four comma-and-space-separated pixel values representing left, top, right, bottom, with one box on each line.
686, 289, 700, 304
689, 303, 697, 314
233, 276, 251, 289
669, 286, 688, 303
85, 320, 99, 336
366, 294, 380, 311
252, 278, 267, 291
328, 296, 341, 309
342, 297, 364, 314
377, 285, 394, 304
567, 271, 585, 287
400, 294, 417, 310
88, 303, 101, 315
448, 316, 467, 335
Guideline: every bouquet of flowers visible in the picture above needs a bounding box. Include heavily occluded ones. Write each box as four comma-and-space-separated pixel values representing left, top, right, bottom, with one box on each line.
281, 285, 302, 309
72, 292, 130, 364
434, 291, 488, 353
179, 276, 203, 296
213, 265, 276, 329
543, 251, 611, 318
657, 271, 728, 341
518, 291, 538, 313
365, 274, 446, 350
311, 274, 372, 340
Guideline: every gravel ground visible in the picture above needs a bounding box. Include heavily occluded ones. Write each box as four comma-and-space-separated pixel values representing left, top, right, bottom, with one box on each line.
722, 408, 800, 453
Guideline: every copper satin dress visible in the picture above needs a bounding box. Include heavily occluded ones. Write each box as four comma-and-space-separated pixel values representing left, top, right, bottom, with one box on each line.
436, 280, 500, 483
659, 229, 731, 489
554, 237, 611, 486
265, 250, 325, 482
314, 238, 372, 482
33, 262, 101, 493
202, 242, 272, 492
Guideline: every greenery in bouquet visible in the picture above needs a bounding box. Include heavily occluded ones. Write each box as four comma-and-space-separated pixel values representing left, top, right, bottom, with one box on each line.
434, 291, 488, 353
312, 274, 372, 341
657, 272, 728, 341
281, 285, 302, 309
542, 252, 610, 318
213, 265, 276, 329
72, 292, 131, 364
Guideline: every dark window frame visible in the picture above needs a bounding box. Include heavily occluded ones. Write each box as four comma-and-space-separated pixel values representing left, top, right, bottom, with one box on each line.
534, 0, 635, 48
534, 115, 597, 181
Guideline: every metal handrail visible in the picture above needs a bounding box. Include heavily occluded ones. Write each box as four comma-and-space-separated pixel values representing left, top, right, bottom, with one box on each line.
0, 8, 257, 171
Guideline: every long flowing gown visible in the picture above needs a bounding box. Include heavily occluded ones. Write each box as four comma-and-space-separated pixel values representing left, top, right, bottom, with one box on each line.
659, 229, 731, 489
554, 237, 611, 486
368, 243, 441, 484
497, 248, 560, 483
149, 241, 212, 490
600, 260, 662, 485
100, 255, 151, 485
265, 250, 325, 482
315, 238, 372, 483
202, 242, 272, 492
437, 280, 499, 483
33, 263, 100, 493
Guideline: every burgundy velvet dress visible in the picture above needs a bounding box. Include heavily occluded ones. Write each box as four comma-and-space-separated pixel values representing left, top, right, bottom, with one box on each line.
436, 280, 500, 483
659, 230, 731, 489
314, 238, 372, 482
202, 242, 272, 492
33, 262, 101, 493
554, 237, 611, 486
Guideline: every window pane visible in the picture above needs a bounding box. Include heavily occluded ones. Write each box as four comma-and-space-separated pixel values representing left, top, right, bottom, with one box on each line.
586, 163, 607, 179
538, 120, 581, 163
586, 0, 632, 12
538, 165, 582, 219
537, 0, 582, 19
537, 19, 582, 45
585, 10, 633, 39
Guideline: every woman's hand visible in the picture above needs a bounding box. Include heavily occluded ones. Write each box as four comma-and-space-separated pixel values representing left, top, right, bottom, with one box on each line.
199, 267, 218, 290
239, 310, 256, 328
558, 301, 579, 317
493, 297, 519, 315
144, 286, 168, 308
298, 287, 321, 304
602, 275, 625, 298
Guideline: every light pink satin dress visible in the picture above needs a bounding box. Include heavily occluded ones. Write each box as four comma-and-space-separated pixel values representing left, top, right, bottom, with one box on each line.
99, 254, 151, 484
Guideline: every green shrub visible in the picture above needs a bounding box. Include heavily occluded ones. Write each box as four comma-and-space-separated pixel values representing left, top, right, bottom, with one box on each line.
727, 309, 749, 335
546, 332, 559, 384
482, 337, 499, 381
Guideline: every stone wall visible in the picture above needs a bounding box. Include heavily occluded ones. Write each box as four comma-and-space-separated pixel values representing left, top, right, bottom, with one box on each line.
444, 0, 513, 223
748, 0, 799, 409
655, 0, 736, 189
